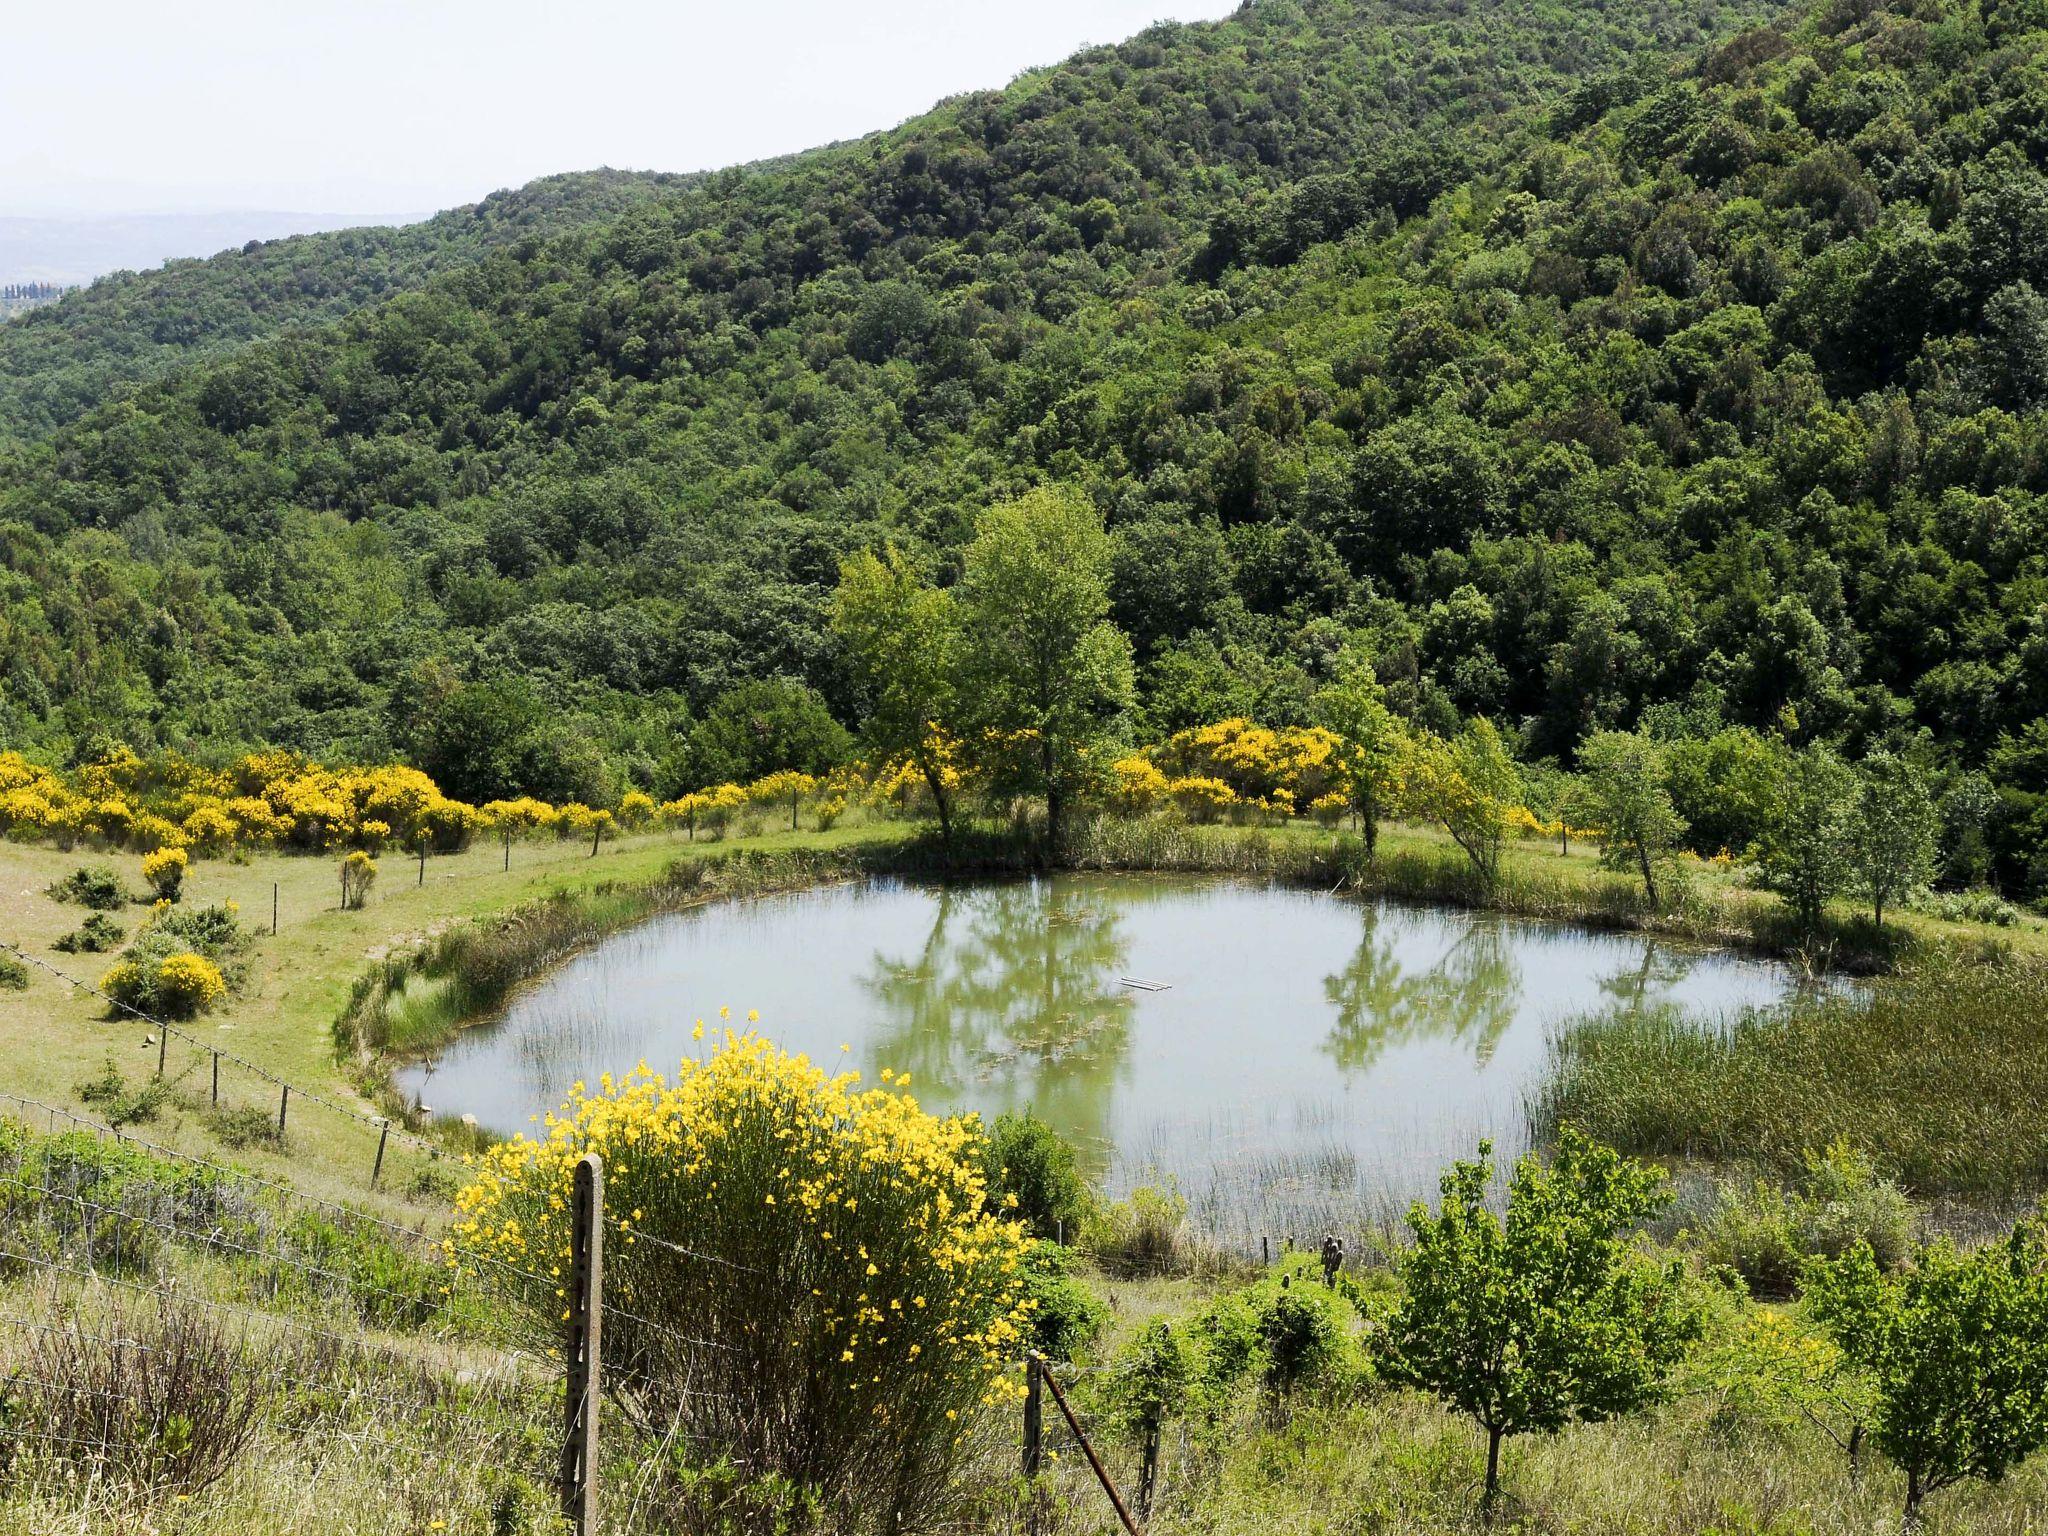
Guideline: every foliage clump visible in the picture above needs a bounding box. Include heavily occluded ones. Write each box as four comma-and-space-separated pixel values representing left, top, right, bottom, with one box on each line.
1383, 1129, 1703, 1513
451, 1035, 1036, 1530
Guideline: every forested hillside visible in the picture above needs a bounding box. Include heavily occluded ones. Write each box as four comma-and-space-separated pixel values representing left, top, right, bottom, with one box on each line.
5, 0, 2047, 893
0, 171, 689, 443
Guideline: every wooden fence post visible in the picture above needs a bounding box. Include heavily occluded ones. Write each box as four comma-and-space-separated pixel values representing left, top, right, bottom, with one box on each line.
211, 1052, 220, 1105
1023, 1355, 1044, 1536
156, 1028, 168, 1079
372, 1122, 390, 1189
561, 1152, 604, 1535
277, 1085, 288, 1136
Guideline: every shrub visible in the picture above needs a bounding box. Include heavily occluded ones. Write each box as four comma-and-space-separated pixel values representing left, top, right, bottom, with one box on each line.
53, 911, 125, 953
1017, 1240, 1106, 1362
202, 1104, 283, 1151
453, 1036, 1035, 1531
339, 849, 377, 909
155, 953, 227, 1015
76, 1059, 168, 1128
46, 864, 126, 909
1919, 888, 2023, 927
1099, 1319, 1195, 1517
0, 953, 26, 991
1694, 1143, 1914, 1299
140, 845, 188, 902
102, 946, 226, 1019
1086, 1185, 1193, 1278
1256, 1288, 1347, 1401
982, 1110, 1094, 1242
8, 1294, 270, 1496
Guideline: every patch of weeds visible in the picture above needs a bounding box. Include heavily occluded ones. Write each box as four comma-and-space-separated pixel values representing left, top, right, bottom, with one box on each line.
76, 1058, 168, 1127
53, 911, 126, 953
202, 1104, 284, 1151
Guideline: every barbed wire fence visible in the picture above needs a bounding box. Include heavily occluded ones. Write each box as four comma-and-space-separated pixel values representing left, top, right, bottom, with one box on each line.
0, 939, 443, 1193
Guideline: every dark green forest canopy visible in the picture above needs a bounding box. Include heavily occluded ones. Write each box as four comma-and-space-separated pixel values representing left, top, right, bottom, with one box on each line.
3, 0, 2047, 884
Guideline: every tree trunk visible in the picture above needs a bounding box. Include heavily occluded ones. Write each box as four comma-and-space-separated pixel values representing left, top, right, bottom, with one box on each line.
1639, 844, 1659, 907
1482, 1425, 1504, 1520
1042, 738, 1063, 865
921, 762, 954, 849
1903, 1468, 1923, 1528
790, 793, 800, 832
1847, 1422, 1863, 1483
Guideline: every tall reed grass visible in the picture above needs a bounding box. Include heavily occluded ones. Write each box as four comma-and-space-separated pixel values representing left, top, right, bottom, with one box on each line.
1531, 959, 2048, 1195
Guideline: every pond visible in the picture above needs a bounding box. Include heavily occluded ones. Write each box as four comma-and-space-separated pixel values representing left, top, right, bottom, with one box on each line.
396, 875, 1823, 1240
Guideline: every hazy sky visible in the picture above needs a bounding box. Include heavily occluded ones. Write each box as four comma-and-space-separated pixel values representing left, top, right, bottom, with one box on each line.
4, 0, 1239, 217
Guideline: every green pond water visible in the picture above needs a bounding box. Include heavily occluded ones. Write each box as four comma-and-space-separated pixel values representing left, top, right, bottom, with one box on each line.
395, 876, 1821, 1238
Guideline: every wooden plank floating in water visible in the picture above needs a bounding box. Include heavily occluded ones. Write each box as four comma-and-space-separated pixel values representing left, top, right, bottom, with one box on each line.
1119, 977, 1172, 992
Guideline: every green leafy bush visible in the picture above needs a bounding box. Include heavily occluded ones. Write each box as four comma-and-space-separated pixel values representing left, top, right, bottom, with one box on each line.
981, 1110, 1095, 1241
0, 953, 26, 991
76, 1058, 167, 1129
1693, 1143, 1913, 1299
53, 911, 125, 953
1086, 1185, 1193, 1278
46, 865, 125, 910
1016, 1240, 1106, 1362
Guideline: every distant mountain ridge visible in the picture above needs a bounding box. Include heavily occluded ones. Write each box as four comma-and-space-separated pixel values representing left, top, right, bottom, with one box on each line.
0, 210, 427, 288
0, 170, 692, 443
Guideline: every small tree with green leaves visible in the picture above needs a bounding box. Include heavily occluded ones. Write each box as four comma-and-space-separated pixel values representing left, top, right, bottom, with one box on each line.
1100, 1319, 1195, 1518
957, 486, 1134, 857
1805, 1220, 2048, 1526
1578, 729, 1687, 907
1313, 644, 1406, 860
1404, 719, 1520, 891
1383, 1129, 1702, 1517
831, 546, 965, 846
1755, 742, 1856, 930
1849, 752, 1938, 929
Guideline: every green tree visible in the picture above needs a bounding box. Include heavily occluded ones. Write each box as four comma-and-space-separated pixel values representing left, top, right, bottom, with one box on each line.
1850, 752, 1937, 929
1313, 643, 1405, 859
1101, 1319, 1195, 1518
412, 680, 544, 803
1404, 718, 1520, 891
1578, 729, 1687, 906
687, 679, 852, 787
1383, 1129, 1702, 1516
1755, 742, 1858, 931
958, 487, 1134, 856
980, 1111, 1093, 1243
1806, 1220, 2048, 1526
831, 547, 964, 844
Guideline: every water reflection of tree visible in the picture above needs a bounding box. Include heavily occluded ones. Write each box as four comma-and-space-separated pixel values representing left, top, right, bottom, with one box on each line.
1596, 942, 1695, 1012
861, 880, 1135, 1152
1321, 911, 1521, 1073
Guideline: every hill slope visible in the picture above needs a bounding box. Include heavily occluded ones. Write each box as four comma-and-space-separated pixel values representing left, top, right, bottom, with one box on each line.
0, 0, 1778, 760
0, 171, 691, 444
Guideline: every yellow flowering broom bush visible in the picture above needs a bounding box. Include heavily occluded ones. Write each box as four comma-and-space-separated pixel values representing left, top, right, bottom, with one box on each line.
451, 1034, 1035, 1528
